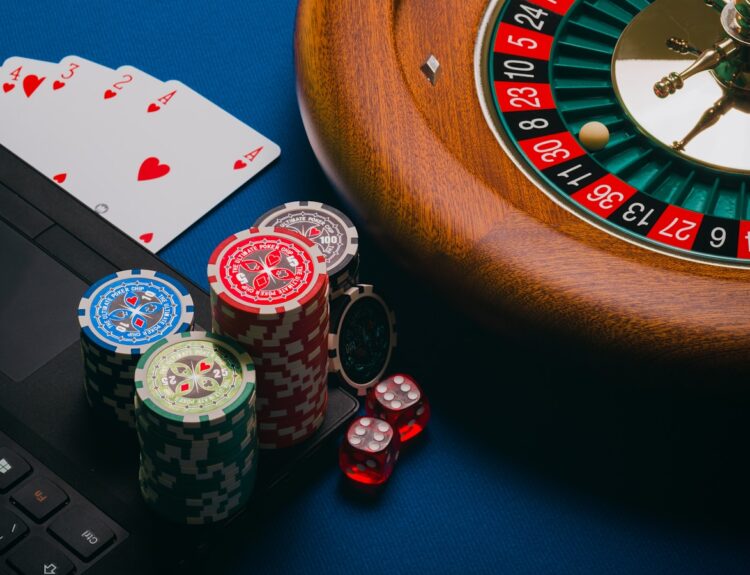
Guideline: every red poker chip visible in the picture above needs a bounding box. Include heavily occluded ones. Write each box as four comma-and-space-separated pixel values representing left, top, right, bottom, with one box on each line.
258, 398, 326, 431
220, 306, 328, 341
211, 278, 329, 320
217, 314, 328, 350
230, 317, 328, 345
258, 346, 326, 369
260, 323, 328, 348
229, 286, 328, 320
259, 397, 321, 421
208, 227, 333, 449
212, 311, 326, 343
256, 360, 324, 381
259, 387, 328, 418
259, 369, 320, 386
207, 227, 328, 317
256, 350, 326, 395
259, 352, 326, 373
261, 361, 321, 375
258, 405, 327, 449
212, 290, 328, 332
258, 418, 321, 437
215, 318, 327, 347
257, 391, 320, 411
258, 369, 325, 393
247, 339, 309, 357
259, 375, 320, 395
236, 340, 325, 361
273, 392, 324, 416
259, 359, 327, 383
254, 347, 327, 373
223, 331, 324, 353
258, 366, 323, 383
258, 377, 324, 400
257, 363, 326, 387
258, 381, 322, 402
214, 291, 327, 324
256, 385, 323, 410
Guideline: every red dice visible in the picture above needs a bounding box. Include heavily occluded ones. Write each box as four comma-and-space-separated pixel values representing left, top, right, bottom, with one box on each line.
339, 417, 400, 486
366, 374, 430, 442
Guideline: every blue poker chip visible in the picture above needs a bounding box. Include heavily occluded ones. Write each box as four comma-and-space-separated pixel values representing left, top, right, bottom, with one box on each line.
77, 269, 195, 356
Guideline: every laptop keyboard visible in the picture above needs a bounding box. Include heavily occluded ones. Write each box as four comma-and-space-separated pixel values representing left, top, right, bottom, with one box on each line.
0, 434, 125, 574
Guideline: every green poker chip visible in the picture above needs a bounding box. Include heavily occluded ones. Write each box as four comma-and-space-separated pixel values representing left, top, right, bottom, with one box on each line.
140, 452, 258, 493
140, 470, 252, 510
141, 455, 256, 488
134, 331, 256, 427
136, 413, 255, 451
138, 430, 257, 471
139, 463, 256, 517
143, 480, 254, 511
135, 394, 255, 437
140, 493, 250, 525
134, 331, 259, 524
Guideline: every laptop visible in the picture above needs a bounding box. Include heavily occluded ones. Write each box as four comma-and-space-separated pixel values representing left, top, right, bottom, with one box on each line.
0, 144, 358, 574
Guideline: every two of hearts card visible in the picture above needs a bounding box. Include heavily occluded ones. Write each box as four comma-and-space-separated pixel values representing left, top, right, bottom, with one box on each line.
1, 55, 280, 252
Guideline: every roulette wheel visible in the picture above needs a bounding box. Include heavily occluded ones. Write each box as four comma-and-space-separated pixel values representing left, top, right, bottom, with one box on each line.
295, 0, 750, 371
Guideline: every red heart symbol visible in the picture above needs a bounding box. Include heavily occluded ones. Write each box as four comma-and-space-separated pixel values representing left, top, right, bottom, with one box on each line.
52, 173, 67, 184
308, 227, 321, 238
137, 157, 170, 181
199, 361, 211, 371
139, 232, 154, 243
104, 89, 116, 99
22, 74, 45, 98
125, 296, 138, 306
233, 160, 247, 170
53, 80, 65, 90
2, 83, 14, 93
147, 103, 160, 113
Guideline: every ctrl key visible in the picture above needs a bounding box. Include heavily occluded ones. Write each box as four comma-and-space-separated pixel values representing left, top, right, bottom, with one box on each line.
49, 506, 114, 561
6, 536, 73, 575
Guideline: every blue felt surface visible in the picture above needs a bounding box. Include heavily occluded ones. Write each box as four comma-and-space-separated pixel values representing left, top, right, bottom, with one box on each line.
7, 2, 750, 573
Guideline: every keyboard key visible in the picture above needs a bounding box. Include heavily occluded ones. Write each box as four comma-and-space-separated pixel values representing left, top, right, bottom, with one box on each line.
11, 478, 68, 522
0, 510, 28, 554
6, 536, 73, 575
48, 505, 114, 561
0, 448, 31, 493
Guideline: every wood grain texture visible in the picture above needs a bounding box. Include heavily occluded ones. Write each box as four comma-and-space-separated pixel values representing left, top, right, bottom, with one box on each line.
294, 0, 750, 371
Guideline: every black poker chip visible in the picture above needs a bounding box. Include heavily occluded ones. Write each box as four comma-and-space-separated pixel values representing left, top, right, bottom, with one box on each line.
328, 284, 397, 395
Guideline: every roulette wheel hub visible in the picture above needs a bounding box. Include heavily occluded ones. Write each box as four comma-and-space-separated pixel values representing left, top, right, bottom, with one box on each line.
613, 0, 750, 171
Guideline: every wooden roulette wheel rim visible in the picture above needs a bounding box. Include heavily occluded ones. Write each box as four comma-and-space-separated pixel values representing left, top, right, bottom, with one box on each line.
294, 0, 750, 371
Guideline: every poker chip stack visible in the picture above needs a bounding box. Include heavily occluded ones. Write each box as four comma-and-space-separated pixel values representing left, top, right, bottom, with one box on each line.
208, 227, 330, 449
328, 284, 397, 396
254, 201, 360, 299
77, 269, 195, 428
134, 331, 258, 525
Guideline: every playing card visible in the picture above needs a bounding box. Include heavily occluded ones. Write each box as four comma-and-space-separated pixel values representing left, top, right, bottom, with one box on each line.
61, 79, 280, 252
0, 56, 62, 165
40, 59, 165, 197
